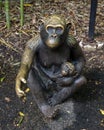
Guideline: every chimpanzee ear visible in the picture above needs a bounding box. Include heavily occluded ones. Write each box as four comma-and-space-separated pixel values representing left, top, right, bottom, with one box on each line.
39, 22, 44, 31
66, 23, 71, 30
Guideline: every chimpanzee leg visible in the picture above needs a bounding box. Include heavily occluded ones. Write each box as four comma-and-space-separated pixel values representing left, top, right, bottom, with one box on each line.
49, 76, 87, 106
27, 70, 58, 118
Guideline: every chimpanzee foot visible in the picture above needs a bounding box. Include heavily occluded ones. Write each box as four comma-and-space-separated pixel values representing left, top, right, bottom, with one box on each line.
48, 94, 59, 106
74, 76, 87, 89
40, 105, 59, 119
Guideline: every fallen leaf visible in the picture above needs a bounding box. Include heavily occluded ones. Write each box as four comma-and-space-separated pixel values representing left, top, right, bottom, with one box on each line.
5, 97, 11, 102
0, 76, 5, 83
100, 109, 104, 115
24, 3, 32, 7
25, 88, 30, 93
19, 112, 25, 117
100, 119, 104, 126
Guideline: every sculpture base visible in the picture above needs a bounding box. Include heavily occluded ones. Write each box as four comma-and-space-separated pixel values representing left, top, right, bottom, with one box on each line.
44, 99, 76, 130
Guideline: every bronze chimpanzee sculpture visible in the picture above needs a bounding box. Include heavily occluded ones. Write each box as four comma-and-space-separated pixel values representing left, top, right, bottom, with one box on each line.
15, 15, 87, 119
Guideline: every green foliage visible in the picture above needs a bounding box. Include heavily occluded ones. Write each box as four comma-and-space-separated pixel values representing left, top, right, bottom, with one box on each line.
5, 0, 10, 29
0, 0, 2, 10
20, 0, 24, 26
2, 0, 25, 28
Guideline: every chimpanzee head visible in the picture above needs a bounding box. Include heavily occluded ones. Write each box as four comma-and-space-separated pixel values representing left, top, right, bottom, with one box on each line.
40, 15, 71, 49
61, 62, 75, 76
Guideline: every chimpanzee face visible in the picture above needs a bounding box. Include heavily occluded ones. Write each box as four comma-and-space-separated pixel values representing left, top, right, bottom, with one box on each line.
45, 25, 64, 48
40, 15, 71, 49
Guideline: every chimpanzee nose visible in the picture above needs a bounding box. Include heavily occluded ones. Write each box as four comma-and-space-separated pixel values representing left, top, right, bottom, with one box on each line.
52, 34, 57, 38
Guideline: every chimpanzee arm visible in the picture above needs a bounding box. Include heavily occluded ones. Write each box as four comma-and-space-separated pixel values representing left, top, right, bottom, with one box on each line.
67, 35, 85, 75
70, 43, 85, 75
15, 35, 40, 98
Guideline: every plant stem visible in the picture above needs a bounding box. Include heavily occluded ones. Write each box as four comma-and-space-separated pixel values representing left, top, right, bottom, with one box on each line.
5, 0, 10, 29
0, 0, 2, 10
0, 0, 2, 17
20, 0, 24, 26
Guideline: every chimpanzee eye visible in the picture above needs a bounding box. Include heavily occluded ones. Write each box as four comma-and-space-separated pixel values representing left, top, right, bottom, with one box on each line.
56, 27, 64, 35
46, 26, 54, 34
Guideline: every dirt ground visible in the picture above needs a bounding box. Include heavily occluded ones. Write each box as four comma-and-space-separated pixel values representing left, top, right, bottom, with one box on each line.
0, 0, 104, 130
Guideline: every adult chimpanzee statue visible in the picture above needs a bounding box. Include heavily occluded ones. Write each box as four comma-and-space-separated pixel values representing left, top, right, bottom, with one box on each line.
15, 15, 87, 118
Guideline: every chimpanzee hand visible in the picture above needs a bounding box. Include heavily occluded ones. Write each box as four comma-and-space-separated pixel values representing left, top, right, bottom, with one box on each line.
48, 93, 58, 106
15, 73, 26, 98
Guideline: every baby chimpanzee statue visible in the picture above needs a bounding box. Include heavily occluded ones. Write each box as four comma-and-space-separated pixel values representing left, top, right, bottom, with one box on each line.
15, 15, 87, 119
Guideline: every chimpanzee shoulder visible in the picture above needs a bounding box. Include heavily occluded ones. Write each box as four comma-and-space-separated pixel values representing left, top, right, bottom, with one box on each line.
26, 35, 41, 51
67, 34, 78, 48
